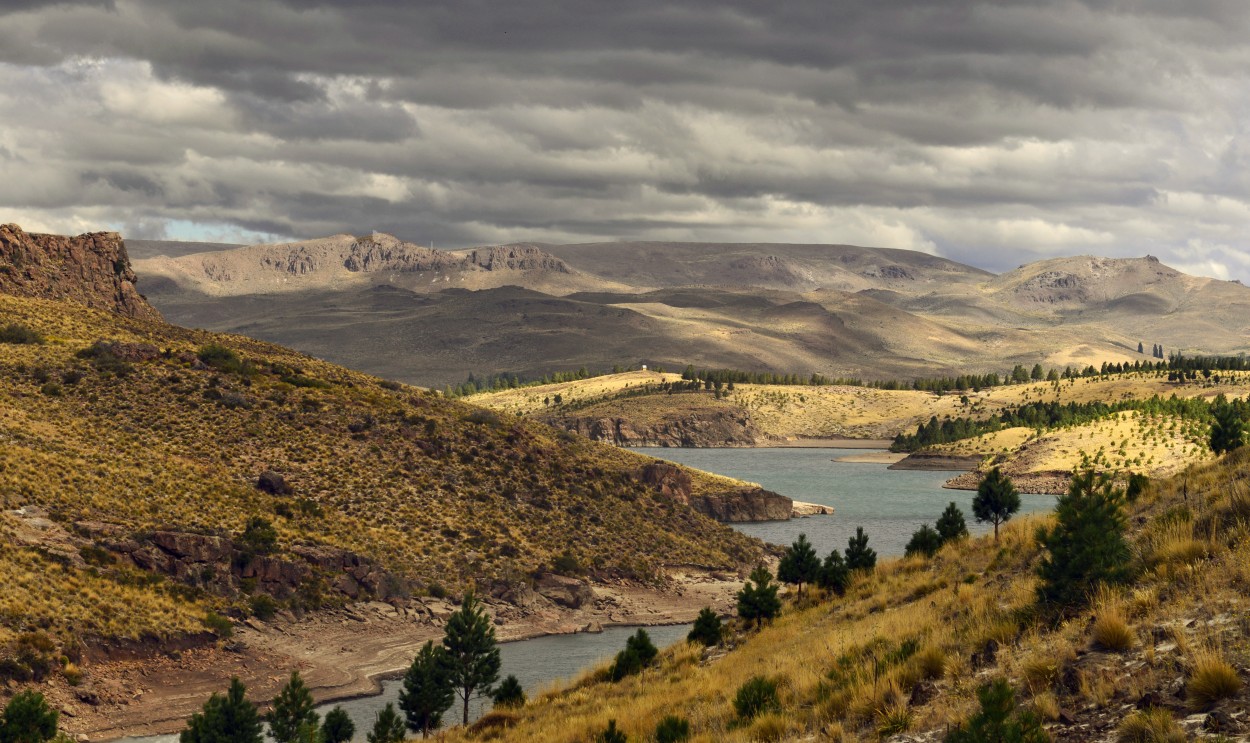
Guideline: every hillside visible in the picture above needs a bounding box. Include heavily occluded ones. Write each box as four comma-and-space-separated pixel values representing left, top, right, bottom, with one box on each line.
0, 228, 777, 736
132, 237, 1250, 389
444, 449, 1250, 741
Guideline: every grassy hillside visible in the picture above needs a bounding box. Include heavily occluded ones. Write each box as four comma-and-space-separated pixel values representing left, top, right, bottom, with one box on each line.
449, 450, 1250, 741
0, 293, 764, 652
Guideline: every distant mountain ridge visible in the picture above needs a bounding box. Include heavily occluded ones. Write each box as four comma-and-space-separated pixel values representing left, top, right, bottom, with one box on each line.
129, 233, 1250, 387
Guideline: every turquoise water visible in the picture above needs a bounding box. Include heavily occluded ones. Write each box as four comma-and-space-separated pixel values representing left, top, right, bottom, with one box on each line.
634, 447, 1055, 558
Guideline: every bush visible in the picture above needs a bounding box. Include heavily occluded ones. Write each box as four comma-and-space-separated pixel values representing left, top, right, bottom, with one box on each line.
198, 343, 245, 373
491, 674, 525, 708
736, 566, 781, 628
1116, 708, 1185, 743
0, 690, 59, 743
595, 720, 626, 743
1187, 651, 1241, 711
0, 323, 44, 345
686, 607, 722, 647
238, 517, 278, 556
249, 594, 278, 621
610, 629, 657, 681
844, 527, 876, 572
944, 679, 1047, 743
936, 502, 970, 542
654, 715, 690, 743
1091, 611, 1134, 652
733, 676, 779, 720
203, 612, 234, 639
905, 523, 942, 558
817, 550, 850, 595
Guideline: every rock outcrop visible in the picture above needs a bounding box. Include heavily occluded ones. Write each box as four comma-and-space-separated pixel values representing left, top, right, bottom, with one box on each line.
464, 244, 570, 273
638, 462, 792, 522
552, 408, 761, 447
0, 224, 161, 321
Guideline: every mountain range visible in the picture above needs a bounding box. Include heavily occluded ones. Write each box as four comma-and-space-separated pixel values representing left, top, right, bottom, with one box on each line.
129, 235, 1250, 388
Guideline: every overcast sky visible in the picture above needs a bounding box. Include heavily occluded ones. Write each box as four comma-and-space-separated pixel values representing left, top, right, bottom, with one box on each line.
1, 0, 1248, 279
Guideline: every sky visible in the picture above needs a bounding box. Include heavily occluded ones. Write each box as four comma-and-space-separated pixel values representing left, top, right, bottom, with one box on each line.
1, 0, 1248, 280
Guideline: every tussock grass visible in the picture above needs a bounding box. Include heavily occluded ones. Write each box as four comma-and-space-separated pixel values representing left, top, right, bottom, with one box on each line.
1187, 649, 1241, 711
1116, 708, 1186, 742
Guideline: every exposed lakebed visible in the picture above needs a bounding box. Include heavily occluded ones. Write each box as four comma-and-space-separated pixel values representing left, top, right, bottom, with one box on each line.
117, 447, 1053, 742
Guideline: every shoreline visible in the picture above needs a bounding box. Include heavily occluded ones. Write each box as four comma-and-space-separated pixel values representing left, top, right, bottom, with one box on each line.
67, 568, 744, 742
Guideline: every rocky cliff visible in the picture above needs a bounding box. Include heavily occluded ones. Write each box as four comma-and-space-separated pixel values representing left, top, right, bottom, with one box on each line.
550, 408, 761, 447
639, 462, 793, 522
0, 224, 161, 321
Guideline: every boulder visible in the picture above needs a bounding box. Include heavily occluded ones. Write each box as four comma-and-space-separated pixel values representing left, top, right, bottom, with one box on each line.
152, 531, 233, 562
535, 574, 593, 609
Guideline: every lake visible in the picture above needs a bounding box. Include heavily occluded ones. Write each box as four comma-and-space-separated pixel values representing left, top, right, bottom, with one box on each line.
633, 446, 1055, 558
116, 446, 1052, 742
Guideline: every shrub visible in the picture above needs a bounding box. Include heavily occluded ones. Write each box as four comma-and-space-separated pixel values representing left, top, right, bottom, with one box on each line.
876, 703, 912, 736
0, 323, 44, 345
610, 629, 658, 681
915, 645, 947, 680
686, 607, 722, 647
198, 343, 244, 373
733, 675, 779, 720
1116, 708, 1185, 743
817, 550, 850, 595
736, 566, 781, 628
238, 517, 278, 556
491, 674, 525, 708
203, 612, 233, 639
249, 594, 278, 621
0, 690, 59, 743
654, 715, 690, 743
936, 501, 970, 542
944, 679, 1047, 743
905, 523, 942, 558
844, 527, 876, 572
595, 720, 627, 743
1187, 651, 1241, 711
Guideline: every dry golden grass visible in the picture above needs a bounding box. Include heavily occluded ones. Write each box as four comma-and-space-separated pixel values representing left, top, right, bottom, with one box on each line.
1116, 708, 1186, 743
1187, 649, 1242, 711
0, 294, 764, 649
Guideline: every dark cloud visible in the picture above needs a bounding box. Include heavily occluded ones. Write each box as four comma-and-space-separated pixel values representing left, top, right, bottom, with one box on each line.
0, 0, 1248, 281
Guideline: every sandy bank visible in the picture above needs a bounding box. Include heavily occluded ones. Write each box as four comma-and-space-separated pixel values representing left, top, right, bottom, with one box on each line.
834, 452, 907, 464
53, 569, 745, 742
791, 500, 834, 517
767, 437, 894, 449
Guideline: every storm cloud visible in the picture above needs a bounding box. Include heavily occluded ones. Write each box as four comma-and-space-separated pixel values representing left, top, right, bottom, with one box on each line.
1, 0, 1248, 279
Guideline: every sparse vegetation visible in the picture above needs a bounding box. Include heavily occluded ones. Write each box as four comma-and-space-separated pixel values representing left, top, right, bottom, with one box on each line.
1186, 650, 1241, 711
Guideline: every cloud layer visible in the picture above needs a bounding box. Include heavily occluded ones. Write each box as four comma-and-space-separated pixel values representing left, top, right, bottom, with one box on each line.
1, 0, 1248, 279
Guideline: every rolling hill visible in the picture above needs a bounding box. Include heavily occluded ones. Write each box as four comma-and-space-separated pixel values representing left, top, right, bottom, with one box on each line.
132, 235, 1250, 390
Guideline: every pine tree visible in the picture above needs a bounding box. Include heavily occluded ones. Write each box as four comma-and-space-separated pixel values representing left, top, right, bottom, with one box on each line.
398, 640, 454, 737
776, 533, 820, 599
1036, 470, 1133, 609
611, 629, 659, 681
687, 607, 723, 647
945, 679, 1047, 743
843, 527, 876, 572
442, 593, 501, 726
1138, 341, 1145, 354
268, 672, 318, 743
365, 704, 405, 743
491, 675, 525, 708
972, 467, 1021, 541
180, 678, 264, 743
1210, 395, 1245, 454
1030, 363, 1044, 381
817, 550, 850, 595
904, 524, 942, 558
935, 502, 969, 543
596, 720, 627, 743
320, 708, 355, 743
0, 690, 59, 743
736, 565, 781, 629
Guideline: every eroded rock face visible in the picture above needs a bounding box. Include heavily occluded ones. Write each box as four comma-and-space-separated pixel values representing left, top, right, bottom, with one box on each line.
639, 462, 693, 503
534, 574, 594, 609
464, 245, 569, 273
0, 224, 161, 321
687, 487, 793, 522
552, 409, 760, 447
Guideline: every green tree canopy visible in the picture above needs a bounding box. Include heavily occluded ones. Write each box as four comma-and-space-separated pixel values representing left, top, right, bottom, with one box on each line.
687, 607, 723, 647
0, 690, 59, 743
442, 593, 501, 726
365, 704, 405, 743
936, 502, 969, 543
1037, 470, 1133, 609
944, 679, 1047, 743
491, 675, 525, 709
844, 527, 877, 572
972, 468, 1021, 541
398, 640, 455, 738
776, 533, 821, 598
611, 629, 659, 681
905, 524, 943, 558
180, 678, 264, 743
736, 565, 781, 628
817, 550, 850, 595
320, 708, 355, 743
1210, 395, 1245, 454
268, 672, 318, 743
